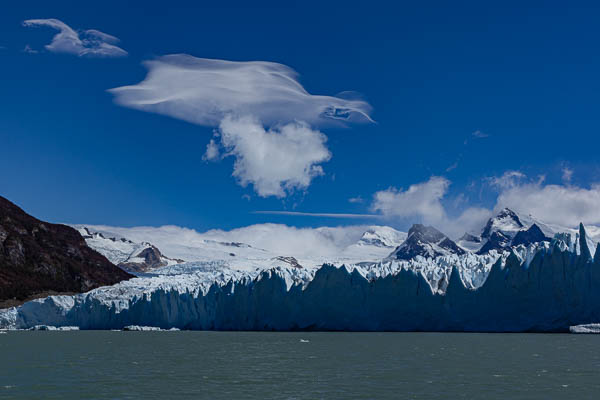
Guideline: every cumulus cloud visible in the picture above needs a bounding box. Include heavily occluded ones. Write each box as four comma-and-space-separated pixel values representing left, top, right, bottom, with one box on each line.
369, 176, 491, 237
202, 139, 220, 161
371, 177, 450, 222
366, 169, 600, 238
216, 116, 331, 197
495, 181, 600, 227
108, 54, 371, 197
22, 18, 127, 57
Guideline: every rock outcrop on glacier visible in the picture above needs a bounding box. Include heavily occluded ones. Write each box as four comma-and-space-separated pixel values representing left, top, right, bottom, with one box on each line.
2, 224, 599, 332
75, 226, 184, 273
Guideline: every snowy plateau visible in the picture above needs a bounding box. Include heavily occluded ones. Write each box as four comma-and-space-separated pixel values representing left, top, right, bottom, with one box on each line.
3, 209, 600, 332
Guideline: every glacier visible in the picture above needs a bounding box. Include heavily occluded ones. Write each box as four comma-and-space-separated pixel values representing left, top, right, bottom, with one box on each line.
2, 225, 600, 332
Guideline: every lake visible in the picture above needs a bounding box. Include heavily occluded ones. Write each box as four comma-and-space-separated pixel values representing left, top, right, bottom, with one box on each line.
1, 331, 599, 399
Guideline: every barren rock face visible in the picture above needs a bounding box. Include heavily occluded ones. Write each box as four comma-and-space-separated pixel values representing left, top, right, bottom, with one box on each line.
0, 195, 132, 306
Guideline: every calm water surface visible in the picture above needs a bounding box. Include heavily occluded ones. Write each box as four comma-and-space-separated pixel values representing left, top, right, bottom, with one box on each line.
1, 331, 599, 399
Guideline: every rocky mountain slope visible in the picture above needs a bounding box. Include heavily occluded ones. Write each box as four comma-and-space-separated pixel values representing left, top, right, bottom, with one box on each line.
0, 196, 132, 306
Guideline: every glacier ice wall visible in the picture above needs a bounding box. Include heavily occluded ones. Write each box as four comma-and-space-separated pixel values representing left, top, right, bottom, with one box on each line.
2, 228, 600, 332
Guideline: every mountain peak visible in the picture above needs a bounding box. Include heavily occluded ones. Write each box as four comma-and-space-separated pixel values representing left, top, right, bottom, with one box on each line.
387, 224, 465, 261
481, 208, 524, 239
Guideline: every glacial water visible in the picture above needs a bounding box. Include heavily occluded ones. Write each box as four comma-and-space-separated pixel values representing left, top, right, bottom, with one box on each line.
1, 331, 599, 399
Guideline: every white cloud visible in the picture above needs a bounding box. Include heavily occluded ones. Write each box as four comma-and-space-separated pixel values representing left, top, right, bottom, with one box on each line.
370, 176, 450, 222
108, 54, 371, 197
216, 115, 331, 197
203, 224, 370, 257
445, 161, 459, 172
488, 170, 526, 189
369, 176, 491, 237
472, 130, 489, 138
202, 139, 220, 161
367, 171, 600, 238
495, 181, 600, 227
22, 44, 38, 54
348, 196, 364, 204
109, 55, 371, 127
83, 223, 371, 259
562, 166, 574, 183
23, 18, 127, 57
253, 211, 379, 218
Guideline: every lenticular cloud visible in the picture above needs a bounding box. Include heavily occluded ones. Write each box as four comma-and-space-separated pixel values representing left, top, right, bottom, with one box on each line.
109, 54, 371, 197
109, 55, 372, 127
23, 19, 127, 58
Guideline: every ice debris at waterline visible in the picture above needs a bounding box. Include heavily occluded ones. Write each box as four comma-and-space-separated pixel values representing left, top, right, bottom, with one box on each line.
28, 325, 79, 331
122, 325, 180, 331
569, 324, 600, 334
2, 226, 600, 332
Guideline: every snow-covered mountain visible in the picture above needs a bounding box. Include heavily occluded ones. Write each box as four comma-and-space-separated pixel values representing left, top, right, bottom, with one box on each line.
355, 226, 407, 248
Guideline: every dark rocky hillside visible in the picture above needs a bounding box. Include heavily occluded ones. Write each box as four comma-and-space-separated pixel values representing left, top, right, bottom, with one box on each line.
0, 196, 132, 307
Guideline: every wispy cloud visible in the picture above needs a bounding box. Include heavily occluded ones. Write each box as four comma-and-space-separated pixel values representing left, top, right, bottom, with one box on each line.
22, 44, 38, 54
253, 211, 381, 219
22, 18, 127, 57
487, 170, 527, 189
445, 161, 459, 172
562, 166, 574, 183
348, 196, 364, 204
471, 129, 489, 138
110, 54, 372, 197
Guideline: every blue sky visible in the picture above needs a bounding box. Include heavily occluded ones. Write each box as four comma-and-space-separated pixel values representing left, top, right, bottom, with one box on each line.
2, 1, 600, 234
